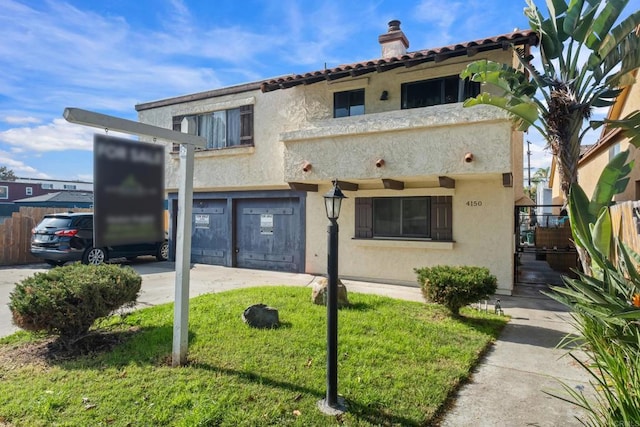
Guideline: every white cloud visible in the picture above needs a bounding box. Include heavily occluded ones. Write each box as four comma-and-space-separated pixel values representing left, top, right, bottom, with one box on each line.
0, 150, 51, 178
2, 116, 41, 125
0, 119, 130, 153
413, 0, 463, 47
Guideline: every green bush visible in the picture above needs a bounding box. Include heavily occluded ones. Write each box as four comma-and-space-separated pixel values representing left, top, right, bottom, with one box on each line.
9, 263, 141, 340
415, 265, 497, 315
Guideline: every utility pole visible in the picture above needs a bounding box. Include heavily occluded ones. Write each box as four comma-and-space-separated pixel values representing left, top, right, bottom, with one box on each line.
527, 140, 532, 190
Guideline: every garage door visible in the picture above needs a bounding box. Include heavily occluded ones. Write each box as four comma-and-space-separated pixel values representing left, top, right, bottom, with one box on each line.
235, 197, 303, 272
191, 199, 228, 265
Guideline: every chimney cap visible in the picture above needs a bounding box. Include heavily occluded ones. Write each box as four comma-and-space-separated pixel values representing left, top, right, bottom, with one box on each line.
388, 20, 401, 32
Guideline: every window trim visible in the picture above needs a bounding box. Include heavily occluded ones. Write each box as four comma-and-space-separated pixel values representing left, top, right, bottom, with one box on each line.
26, 187, 33, 196
0, 186, 7, 199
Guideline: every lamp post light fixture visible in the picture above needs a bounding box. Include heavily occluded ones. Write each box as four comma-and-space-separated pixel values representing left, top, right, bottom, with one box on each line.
318, 180, 347, 415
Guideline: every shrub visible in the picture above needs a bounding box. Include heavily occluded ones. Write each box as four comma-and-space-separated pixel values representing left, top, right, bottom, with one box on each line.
415, 265, 497, 315
9, 263, 142, 340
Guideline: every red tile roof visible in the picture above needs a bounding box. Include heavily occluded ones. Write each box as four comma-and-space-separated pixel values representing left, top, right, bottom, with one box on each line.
261, 30, 538, 92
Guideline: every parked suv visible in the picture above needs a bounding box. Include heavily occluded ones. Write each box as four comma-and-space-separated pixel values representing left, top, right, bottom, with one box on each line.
30, 212, 169, 266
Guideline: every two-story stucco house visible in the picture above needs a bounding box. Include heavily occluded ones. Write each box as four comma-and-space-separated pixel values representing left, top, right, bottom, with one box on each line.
136, 21, 538, 295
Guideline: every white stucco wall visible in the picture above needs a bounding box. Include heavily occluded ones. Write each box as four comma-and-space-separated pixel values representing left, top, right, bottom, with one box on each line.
137, 88, 300, 192
136, 45, 522, 294
305, 179, 515, 294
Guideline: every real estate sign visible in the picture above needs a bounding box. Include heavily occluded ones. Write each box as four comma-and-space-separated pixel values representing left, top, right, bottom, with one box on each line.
93, 134, 164, 247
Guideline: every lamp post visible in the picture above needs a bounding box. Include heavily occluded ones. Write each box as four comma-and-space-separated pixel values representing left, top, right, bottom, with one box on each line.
318, 180, 347, 415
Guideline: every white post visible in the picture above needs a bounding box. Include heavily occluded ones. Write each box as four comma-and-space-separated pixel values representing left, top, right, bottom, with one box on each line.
172, 120, 196, 367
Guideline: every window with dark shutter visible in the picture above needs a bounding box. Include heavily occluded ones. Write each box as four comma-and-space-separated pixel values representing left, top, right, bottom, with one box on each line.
171, 104, 254, 151
355, 196, 452, 241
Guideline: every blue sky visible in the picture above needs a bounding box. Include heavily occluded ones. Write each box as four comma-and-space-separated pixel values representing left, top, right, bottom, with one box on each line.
0, 0, 638, 182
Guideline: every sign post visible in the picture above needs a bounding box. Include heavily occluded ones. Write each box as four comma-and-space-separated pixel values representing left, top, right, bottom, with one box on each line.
63, 108, 205, 367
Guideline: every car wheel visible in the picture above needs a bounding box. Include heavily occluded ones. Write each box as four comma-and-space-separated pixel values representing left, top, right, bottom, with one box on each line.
82, 247, 107, 265
157, 241, 169, 261
45, 260, 65, 267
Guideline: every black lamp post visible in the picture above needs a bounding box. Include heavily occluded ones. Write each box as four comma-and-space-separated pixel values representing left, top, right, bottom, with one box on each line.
318, 180, 347, 415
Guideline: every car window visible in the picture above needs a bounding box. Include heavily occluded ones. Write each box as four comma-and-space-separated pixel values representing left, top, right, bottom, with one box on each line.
39, 217, 72, 228
74, 217, 93, 229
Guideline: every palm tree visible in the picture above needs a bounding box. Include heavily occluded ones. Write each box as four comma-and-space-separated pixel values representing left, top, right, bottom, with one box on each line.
460, 0, 640, 204
532, 166, 550, 183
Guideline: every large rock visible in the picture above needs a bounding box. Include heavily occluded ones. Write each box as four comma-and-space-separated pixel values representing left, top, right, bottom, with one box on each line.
242, 304, 279, 329
312, 278, 349, 308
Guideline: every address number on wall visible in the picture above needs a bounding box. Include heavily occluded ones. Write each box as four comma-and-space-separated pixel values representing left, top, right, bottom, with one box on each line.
466, 201, 483, 207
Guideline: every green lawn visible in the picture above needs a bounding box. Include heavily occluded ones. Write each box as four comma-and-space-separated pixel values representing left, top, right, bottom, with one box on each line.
0, 286, 507, 426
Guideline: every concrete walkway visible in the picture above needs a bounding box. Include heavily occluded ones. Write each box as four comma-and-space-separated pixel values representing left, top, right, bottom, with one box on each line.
0, 260, 593, 425
439, 292, 591, 426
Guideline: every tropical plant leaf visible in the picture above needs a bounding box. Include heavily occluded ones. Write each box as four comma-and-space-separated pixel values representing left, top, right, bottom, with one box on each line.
592, 208, 613, 259
586, 0, 628, 49
589, 150, 631, 215
463, 93, 539, 131
569, 184, 599, 254
596, 9, 640, 66
605, 110, 640, 148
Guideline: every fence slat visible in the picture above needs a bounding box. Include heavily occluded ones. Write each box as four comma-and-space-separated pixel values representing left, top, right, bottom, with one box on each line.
610, 201, 640, 267
0, 207, 91, 266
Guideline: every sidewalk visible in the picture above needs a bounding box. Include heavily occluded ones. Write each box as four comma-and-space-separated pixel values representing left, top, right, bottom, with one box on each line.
438, 291, 591, 426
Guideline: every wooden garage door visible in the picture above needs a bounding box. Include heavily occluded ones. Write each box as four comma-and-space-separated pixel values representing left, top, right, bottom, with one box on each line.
191, 199, 228, 265
234, 197, 303, 272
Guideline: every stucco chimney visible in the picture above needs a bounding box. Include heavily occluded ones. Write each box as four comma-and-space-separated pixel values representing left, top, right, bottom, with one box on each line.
378, 20, 409, 58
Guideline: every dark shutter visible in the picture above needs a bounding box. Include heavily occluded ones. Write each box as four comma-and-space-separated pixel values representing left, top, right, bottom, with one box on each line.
430, 196, 452, 241
355, 197, 373, 238
171, 117, 182, 153
240, 105, 253, 145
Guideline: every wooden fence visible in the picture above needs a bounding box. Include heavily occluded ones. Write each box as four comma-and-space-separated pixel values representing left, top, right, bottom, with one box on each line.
0, 207, 91, 266
610, 200, 640, 260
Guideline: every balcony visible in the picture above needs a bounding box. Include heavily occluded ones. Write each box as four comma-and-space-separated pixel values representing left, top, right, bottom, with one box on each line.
282, 103, 514, 186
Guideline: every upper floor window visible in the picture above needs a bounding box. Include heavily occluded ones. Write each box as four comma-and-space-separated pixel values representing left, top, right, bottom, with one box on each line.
334, 89, 365, 118
174, 105, 254, 151
0, 186, 7, 199
63, 184, 77, 190
41, 183, 53, 189
355, 196, 452, 241
401, 76, 480, 109
26, 187, 33, 196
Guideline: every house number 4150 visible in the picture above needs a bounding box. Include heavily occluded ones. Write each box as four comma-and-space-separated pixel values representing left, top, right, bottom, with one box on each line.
466, 201, 483, 207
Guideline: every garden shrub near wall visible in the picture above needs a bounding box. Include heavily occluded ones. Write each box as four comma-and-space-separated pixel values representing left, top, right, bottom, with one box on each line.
415, 265, 497, 315
9, 264, 142, 340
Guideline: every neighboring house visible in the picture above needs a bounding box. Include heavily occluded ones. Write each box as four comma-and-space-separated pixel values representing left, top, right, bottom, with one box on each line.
549, 69, 640, 207
13, 191, 94, 209
136, 21, 538, 294
0, 178, 93, 220
578, 69, 640, 201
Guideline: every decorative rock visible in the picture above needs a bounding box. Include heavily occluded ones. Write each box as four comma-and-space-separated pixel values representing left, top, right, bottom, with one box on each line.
312, 278, 349, 308
242, 304, 280, 329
